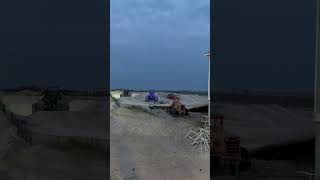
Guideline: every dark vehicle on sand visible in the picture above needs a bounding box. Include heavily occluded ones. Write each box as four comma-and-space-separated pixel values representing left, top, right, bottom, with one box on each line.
120, 89, 131, 97
145, 91, 159, 102
32, 87, 69, 113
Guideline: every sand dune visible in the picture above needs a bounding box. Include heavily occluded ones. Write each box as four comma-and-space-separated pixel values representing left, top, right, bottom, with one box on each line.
0, 95, 40, 116
216, 103, 314, 151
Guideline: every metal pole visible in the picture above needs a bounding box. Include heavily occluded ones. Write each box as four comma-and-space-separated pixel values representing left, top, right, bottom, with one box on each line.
208, 55, 211, 127
315, 0, 320, 176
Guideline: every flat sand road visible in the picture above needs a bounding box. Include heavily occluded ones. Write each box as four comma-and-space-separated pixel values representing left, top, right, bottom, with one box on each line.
110, 97, 210, 180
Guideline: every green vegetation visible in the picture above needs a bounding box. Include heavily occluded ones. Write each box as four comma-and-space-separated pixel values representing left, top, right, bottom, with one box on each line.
0, 101, 6, 113
126, 105, 154, 115
111, 96, 120, 107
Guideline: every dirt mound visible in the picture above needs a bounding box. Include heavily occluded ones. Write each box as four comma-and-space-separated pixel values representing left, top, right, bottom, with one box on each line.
216, 103, 314, 151
1, 95, 39, 116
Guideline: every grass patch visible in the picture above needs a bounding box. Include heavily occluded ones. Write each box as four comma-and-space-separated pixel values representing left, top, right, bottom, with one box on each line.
0, 101, 6, 113
126, 105, 154, 115
110, 95, 155, 115
111, 96, 121, 107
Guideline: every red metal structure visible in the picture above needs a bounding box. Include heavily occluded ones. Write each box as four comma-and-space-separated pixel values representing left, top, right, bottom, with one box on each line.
166, 94, 188, 116
211, 114, 241, 173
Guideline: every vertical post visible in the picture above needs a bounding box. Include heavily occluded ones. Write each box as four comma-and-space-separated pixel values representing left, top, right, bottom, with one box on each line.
208, 54, 211, 127
315, 0, 320, 176
205, 52, 211, 127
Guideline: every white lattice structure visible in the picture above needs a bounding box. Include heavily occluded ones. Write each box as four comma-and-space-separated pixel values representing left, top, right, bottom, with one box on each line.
185, 127, 210, 155
185, 52, 211, 155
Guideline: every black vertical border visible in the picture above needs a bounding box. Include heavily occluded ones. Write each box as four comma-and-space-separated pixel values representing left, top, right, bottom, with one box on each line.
104, 0, 110, 178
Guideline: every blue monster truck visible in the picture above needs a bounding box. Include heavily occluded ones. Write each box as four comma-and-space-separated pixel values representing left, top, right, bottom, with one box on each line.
145, 91, 159, 102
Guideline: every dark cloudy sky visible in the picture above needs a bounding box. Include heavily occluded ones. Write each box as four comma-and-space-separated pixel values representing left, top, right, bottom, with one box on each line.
111, 0, 317, 92
110, 0, 210, 90
212, 0, 316, 92
0, 0, 106, 89
0, 0, 317, 92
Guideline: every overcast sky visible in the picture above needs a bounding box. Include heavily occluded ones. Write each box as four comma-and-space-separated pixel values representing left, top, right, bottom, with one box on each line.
111, 0, 317, 92
0, 0, 316, 92
213, 0, 316, 93
0, 0, 106, 89
110, 0, 210, 90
